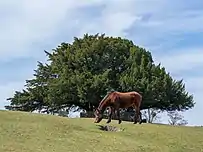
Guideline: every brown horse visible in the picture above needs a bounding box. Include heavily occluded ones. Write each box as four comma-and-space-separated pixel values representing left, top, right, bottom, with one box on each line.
94, 91, 142, 124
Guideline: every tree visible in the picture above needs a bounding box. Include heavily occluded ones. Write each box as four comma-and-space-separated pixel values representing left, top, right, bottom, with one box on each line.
168, 111, 188, 126
6, 61, 54, 114
142, 108, 162, 123
5, 33, 195, 115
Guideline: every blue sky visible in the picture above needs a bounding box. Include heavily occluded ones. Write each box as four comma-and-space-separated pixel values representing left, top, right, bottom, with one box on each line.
0, 0, 203, 126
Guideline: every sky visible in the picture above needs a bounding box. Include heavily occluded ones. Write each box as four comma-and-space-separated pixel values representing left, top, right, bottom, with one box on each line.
0, 0, 203, 126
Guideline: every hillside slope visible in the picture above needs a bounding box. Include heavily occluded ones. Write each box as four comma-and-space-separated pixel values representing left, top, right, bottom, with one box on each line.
0, 110, 203, 152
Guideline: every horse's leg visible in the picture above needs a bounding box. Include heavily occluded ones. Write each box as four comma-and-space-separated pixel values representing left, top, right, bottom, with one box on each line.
139, 111, 142, 124
135, 106, 142, 124
116, 109, 122, 124
113, 95, 122, 124
132, 104, 141, 124
106, 107, 114, 123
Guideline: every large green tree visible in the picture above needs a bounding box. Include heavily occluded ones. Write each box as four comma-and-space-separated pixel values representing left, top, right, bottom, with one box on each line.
5, 33, 195, 114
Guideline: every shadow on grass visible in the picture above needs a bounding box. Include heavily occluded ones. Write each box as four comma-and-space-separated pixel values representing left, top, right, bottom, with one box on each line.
96, 124, 124, 132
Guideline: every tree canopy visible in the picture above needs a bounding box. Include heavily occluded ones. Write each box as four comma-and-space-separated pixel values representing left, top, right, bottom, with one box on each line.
5, 33, 195, 114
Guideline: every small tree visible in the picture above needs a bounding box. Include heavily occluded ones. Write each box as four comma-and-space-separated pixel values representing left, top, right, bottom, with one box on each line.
142, 108, 162, 123
168, 111, 188, 126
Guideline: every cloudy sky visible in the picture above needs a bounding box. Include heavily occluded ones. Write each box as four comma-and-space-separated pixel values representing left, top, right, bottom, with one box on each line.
0, 0, 203, 126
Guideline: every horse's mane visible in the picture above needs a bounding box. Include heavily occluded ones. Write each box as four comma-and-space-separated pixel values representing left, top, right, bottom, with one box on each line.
98, 90, 115, 109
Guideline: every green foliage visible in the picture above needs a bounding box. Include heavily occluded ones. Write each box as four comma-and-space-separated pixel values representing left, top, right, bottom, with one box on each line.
5, 33, 195, 114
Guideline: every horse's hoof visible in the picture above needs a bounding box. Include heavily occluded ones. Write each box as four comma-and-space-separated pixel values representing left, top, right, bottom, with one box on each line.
118, 120, 122, 124
106, 120, 111, 123
133, 122, 137, 124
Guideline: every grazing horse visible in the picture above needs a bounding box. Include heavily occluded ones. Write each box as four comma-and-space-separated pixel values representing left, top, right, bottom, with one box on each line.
94, 91, 142, 124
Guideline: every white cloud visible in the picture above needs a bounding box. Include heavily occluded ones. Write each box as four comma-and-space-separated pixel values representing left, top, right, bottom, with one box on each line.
79, 12, 141, 37
0, 0, 103, 61
153, 48, 203, 74
1, 0, 203, 61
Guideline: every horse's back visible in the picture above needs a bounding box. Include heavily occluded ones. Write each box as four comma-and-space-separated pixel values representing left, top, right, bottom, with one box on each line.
113, 91, 142, 102
111, 91, 142, 108
116, 91, 141, 97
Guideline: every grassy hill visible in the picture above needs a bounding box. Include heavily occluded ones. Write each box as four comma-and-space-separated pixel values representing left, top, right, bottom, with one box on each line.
0, 110, 203, 152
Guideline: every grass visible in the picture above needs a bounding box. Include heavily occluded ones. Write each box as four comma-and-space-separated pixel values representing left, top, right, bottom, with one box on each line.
0, 110, 203, 152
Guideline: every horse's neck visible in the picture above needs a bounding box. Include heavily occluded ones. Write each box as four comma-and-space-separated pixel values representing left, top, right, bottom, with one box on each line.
98, 100, 108, 113
98, 92, 112, 112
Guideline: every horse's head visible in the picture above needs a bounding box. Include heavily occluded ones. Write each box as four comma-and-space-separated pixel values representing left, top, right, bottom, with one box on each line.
94, 108, 103, 123
93, 93, 110, 123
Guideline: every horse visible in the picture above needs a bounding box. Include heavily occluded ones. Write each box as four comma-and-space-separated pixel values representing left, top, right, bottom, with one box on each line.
94, 91, 143, 124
